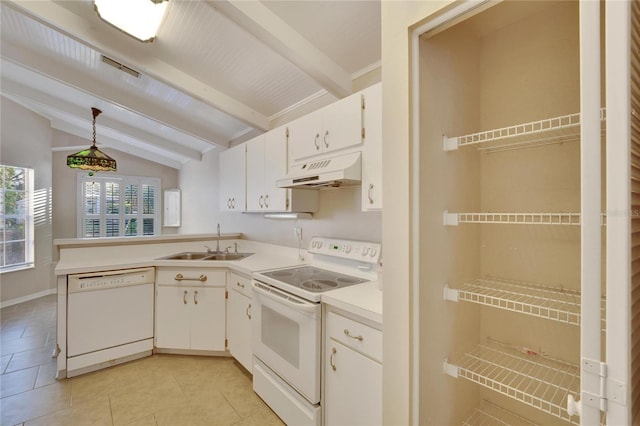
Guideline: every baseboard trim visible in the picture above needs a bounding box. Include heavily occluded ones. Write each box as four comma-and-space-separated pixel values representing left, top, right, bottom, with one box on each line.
1, 288, 57, 309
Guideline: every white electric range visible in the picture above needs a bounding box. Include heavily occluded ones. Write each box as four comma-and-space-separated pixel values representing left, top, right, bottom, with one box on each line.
251, 237, 381, 426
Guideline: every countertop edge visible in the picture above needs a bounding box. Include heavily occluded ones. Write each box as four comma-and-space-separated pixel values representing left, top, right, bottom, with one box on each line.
54, 233, 242, 248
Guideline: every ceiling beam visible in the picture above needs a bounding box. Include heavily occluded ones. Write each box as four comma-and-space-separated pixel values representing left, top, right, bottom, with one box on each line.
1, 43, 232, 150
2, 78, 203, 162
4, 0, 270, 132
210, 0, 353, 98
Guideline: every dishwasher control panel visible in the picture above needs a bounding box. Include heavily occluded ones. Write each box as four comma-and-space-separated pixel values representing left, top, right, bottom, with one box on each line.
68, 267, 155, 293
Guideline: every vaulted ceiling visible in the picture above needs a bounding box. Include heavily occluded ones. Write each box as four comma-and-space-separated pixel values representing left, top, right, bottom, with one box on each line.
0, 1, 381, 169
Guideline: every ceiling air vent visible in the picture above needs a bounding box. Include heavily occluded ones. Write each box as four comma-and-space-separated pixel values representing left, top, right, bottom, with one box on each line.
101, 55, 141, 78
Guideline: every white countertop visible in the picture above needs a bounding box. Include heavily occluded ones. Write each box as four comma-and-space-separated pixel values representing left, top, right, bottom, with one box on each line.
55, 238, 382, 324
322, 282, 382, 325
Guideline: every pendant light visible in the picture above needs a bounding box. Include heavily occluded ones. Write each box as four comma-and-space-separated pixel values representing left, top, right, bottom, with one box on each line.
67, 108, 117, 172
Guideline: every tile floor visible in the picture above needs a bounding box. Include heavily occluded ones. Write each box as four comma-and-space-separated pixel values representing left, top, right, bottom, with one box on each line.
0, 294, 285, 426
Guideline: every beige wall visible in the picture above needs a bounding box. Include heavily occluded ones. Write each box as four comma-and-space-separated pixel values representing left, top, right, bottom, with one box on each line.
0, 96, 54, 304
179, 148, 381, 247
52, 130, 180, 242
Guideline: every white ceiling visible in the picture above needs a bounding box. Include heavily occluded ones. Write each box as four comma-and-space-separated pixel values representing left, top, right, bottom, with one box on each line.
0, 0, 381, 169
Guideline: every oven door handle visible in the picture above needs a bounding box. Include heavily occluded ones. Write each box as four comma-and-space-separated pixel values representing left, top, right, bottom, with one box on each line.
252, 281, 318, 313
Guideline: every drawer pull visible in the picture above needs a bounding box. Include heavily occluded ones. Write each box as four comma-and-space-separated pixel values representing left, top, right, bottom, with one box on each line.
175, 273, 207, 282
183, 290, 188, 304
330, 347, 337, 371
246, 303, 252, 319
194, 290, 198, 305
236, 282, 245, 288
344, 329, 363, 341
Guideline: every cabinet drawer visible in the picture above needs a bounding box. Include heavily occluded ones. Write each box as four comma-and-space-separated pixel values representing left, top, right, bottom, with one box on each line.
156, 268, 225, 286
228, 272, 252, 298
327, 311, 382, 363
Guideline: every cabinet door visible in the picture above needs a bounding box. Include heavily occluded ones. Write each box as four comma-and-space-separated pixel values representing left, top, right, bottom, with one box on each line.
322, 93, 363, 155
246, 136, 266, 212
155, 286, 190, 350
325, 340, 382, 426
264, 126, 289, 211
190, 286, 226, 351
219, 144, 246, 211
289, 111, 323, 162
227, 288, 253, 372
361, 84, 382, 211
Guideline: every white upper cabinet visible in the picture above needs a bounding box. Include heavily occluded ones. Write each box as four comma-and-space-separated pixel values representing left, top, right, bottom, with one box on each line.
361, 83, 382, 211
246, 126, 318, 213
219, 143, 246, 212
246, 135, 268, 211
289, 93, 364, 162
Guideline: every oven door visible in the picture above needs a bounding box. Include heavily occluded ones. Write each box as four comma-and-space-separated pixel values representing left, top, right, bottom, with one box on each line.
251, 280, 321, 403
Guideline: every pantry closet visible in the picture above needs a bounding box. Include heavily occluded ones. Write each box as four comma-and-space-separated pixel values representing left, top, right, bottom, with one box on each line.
411, 1, 636, 424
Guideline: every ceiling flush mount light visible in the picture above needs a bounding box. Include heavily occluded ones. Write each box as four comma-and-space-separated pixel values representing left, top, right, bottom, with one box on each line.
94, 0, 169, 42
67, 108, 117, 172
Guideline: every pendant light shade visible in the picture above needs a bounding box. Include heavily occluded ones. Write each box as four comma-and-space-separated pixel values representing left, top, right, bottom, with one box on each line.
67, 108, 117, 172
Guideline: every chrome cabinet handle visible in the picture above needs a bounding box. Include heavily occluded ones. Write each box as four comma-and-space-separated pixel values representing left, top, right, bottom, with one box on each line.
330, 347, 337, 371
227, 198, 232, 209
231, 197, 235, 209
246, 303, 252, 319
175, 273, 208, 282
194, 290, 198, 305
344, 329, 363, 341
183, 290, 188, 304
323, 130, 329, 148
368, 183, 374, 204
264, 194, 269, 208
314, 133, 320, 150
259, 195, 264, 208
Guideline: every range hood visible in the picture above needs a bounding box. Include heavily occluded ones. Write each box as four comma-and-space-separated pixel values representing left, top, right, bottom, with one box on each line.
277, 152, 361, 189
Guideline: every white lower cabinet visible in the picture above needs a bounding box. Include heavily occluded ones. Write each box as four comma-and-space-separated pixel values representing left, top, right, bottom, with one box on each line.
324, 309, 382, 426
155, 268, 226, 351
226, 272, 253, 372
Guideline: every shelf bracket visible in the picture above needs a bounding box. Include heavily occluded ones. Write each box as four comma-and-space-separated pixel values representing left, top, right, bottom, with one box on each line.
442, 135, 459, 151
443, 210, 459, 226
443, 284, 459, 302
443, 358, 459, 378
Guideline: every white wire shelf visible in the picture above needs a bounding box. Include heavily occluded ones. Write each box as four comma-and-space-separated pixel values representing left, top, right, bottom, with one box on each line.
443, 211, 581, 226
444, 339, 580, 425
443, 277, 606, 330
462, 399, 538, 426
443, 108, 606, 152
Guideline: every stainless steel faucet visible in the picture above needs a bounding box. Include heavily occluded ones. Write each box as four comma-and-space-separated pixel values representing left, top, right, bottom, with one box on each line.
216, 223, 221, 253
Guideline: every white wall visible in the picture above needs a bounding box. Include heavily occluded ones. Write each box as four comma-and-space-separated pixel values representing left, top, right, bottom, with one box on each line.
0, 96, 54, 304
179, 148, 381, 247
52, 130, 180, 241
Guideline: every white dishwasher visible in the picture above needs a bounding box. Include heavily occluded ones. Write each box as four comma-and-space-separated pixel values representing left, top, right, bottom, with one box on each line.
67, 267, 155, 377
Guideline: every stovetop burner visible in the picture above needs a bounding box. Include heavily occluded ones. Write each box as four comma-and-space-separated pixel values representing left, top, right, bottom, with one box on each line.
260, 266, 368, 293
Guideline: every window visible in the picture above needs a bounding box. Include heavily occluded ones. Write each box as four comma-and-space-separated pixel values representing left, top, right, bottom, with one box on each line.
78, 174, 160, 238
1, 165, 34, 272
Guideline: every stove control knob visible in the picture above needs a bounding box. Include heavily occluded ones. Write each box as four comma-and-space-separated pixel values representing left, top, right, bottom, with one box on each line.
344, 246, 352, 254
362, 247, 370, 256
370, 248, 377, 257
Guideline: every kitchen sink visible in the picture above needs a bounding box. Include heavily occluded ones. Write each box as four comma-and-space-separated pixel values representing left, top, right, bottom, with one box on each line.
157, 251, 254, 261
159, 252, 210, 260
203, 253, 253, 261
